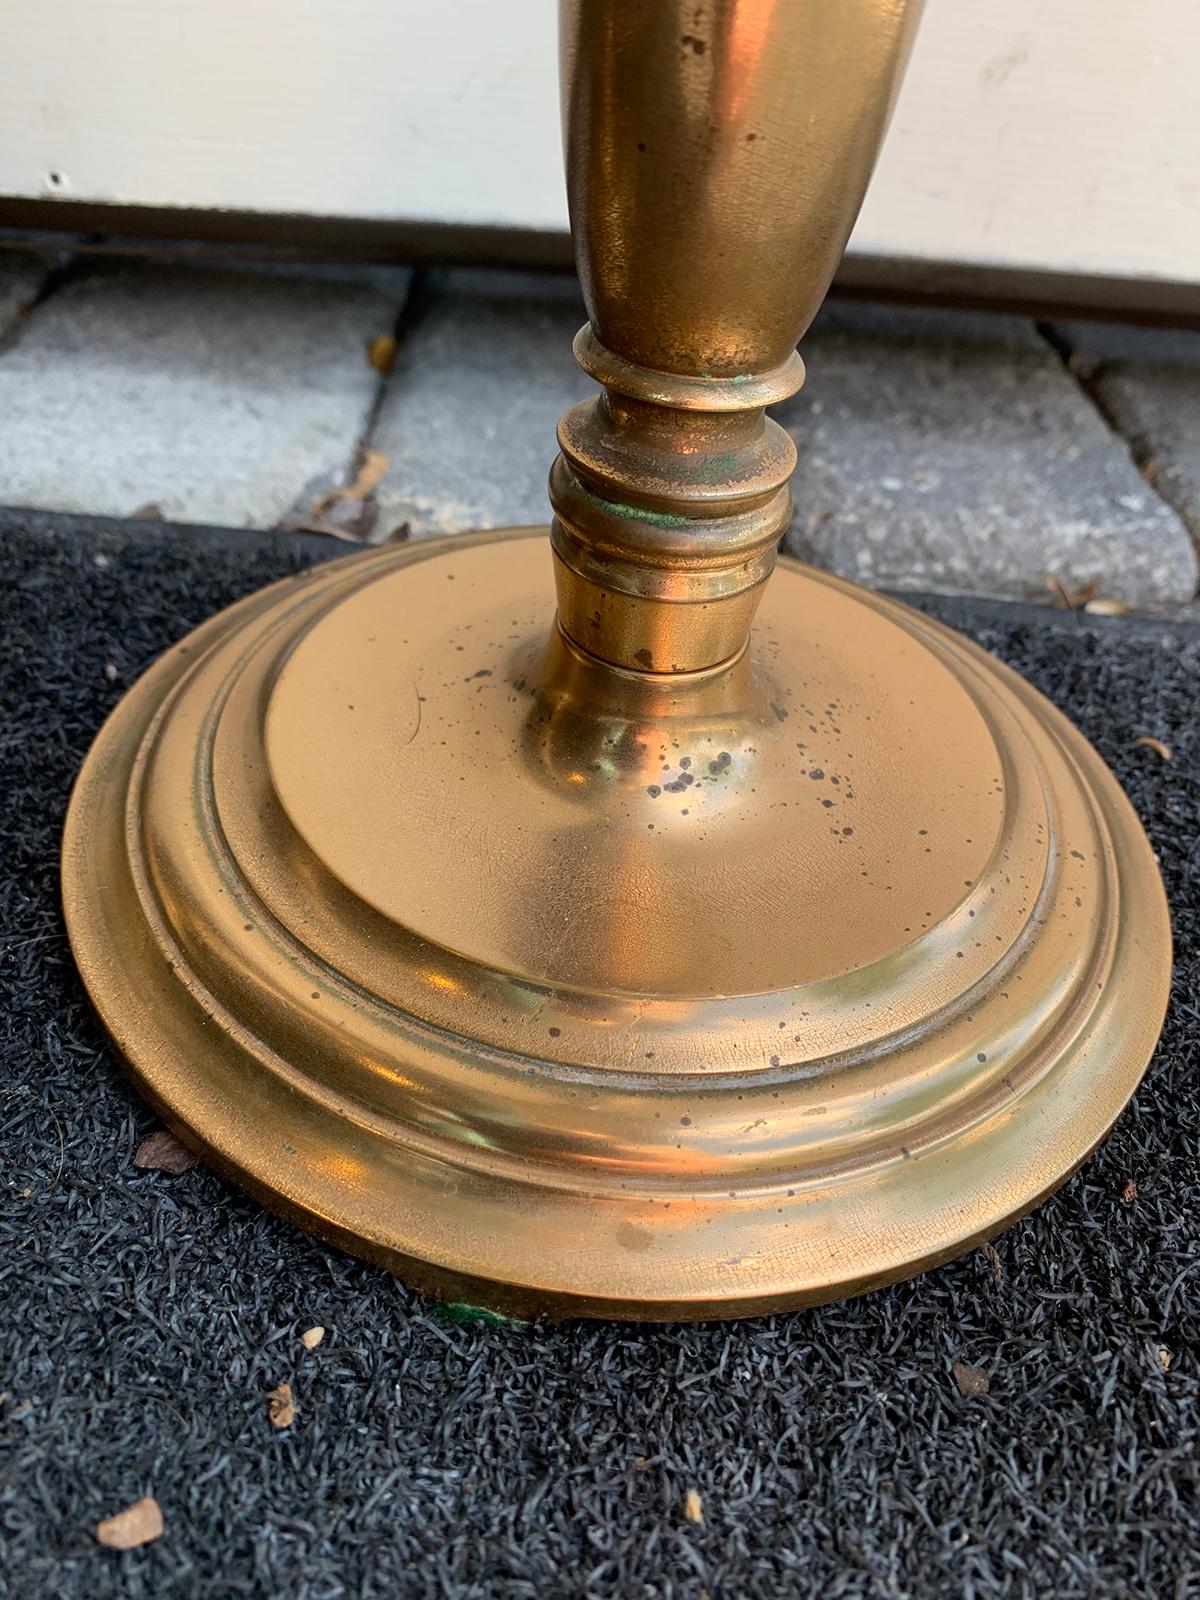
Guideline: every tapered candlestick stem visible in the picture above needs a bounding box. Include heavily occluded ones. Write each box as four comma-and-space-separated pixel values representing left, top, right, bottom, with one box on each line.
550, 0, 922, 673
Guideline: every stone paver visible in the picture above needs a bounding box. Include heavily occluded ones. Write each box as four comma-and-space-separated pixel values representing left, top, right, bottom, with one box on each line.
779, 303, 1197, 603
1, 256, 1194, 604
0, 251, 53, 338
1054, 320, 1200, 560
372, 269, 591, 536
0, 261, 407, 529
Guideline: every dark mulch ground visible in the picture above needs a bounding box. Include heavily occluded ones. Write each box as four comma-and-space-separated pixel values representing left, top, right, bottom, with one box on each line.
1, 509, 1197, 1600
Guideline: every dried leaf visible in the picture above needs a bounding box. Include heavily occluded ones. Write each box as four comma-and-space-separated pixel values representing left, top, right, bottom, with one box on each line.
133, 1129, 198, 1175
130, 502, 166, 522
95, 1496, 164, 1550
311, 449, 389, 517
290, 500, 380, 545
983, 1242, 1003, 1282
293, 449, 392, 544
267, 1382, 296, 1429
684, 1488, 704, 1525
1122, 1178, 1138, 1205
1039, 573, 1101, 609
300, 1326, 325, 1351
1135, 736, 1173, 762
952, 1360, 990, 1397
367, 333, 397, 375
1084, 596, 1132, 617
1156, 1346, 1172, 1373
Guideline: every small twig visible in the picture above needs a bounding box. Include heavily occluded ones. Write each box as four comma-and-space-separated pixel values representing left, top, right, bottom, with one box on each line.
1134, 736, 1172, 762
46, 1106, 66, 1195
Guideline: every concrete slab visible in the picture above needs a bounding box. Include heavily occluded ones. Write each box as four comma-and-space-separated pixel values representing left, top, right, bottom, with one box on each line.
1053, 320, 1200, 560
779, 303, 1197, 603
372, 269, 591, 537
3, 258, 1193, 605
0, 261, 407, 529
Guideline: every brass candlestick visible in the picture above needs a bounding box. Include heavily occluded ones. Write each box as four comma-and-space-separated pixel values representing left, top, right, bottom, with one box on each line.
63, 0, 1170, 1321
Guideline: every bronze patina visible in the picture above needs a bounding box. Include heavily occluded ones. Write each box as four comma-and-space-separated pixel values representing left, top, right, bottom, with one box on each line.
62, 0, 1170, 1320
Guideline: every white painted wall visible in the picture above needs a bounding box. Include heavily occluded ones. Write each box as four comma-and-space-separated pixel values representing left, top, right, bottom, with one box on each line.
2, 0, 1197, 286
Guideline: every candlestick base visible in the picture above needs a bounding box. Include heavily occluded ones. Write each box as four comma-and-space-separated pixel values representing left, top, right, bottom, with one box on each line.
63, 529, 1170, 1320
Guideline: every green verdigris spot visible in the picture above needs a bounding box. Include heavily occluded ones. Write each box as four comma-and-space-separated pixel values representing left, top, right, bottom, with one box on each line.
577, 479, 690, 531
438, 1301, 529, 1330
601, 498, 690, 530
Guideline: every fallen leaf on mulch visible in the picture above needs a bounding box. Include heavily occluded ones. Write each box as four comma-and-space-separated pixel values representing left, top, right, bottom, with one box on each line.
300, 1326, 325, 1351
1084, 596, 1132, 616
133, 1129, 198, 1175
1135, 736, 1173, 761
367, 333, 397, 374
1122, 1178, 1138, 1205
130, 502, 166, 522
1156, 1346, 1172, 1373
983, 1242, 1003, 1282
952, 1361, 990, 1397
684, 1489, 704, 1525
267, 1383, 296, 1429
95, 1496, 164, 1550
